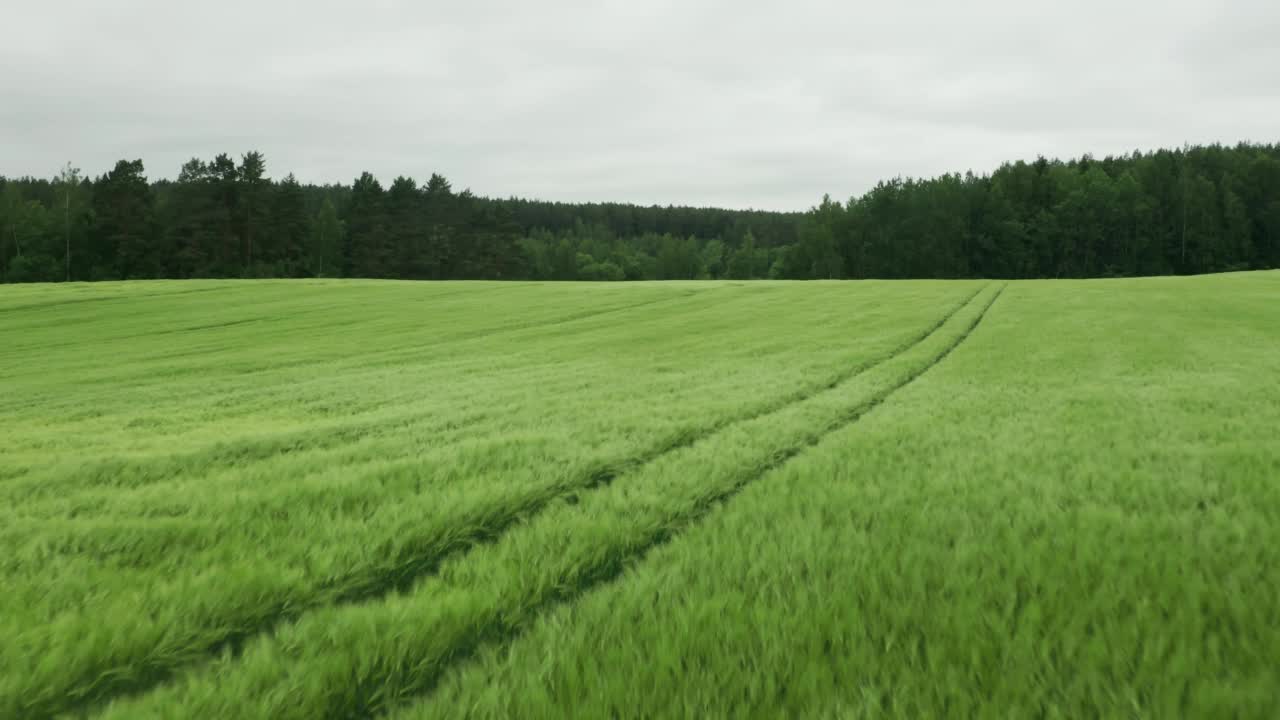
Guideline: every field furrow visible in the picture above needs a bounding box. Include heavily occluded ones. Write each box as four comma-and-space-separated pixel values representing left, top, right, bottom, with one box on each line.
6, 274, 1274, 719
397, 276, 1280, 719
89, 285, 1003, 719
0, 280, 979, 719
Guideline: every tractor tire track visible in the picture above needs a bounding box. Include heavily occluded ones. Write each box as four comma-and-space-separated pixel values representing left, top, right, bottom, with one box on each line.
361, 283, 1009, 716
32, 286, 991, 719
0, 409, 491, 499
0, 284, 236, 315
93, 284, 1007, 720
0, 288, 703, 415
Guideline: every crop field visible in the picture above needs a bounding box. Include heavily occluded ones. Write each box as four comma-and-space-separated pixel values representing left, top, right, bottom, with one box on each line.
1, 273, 1279, 718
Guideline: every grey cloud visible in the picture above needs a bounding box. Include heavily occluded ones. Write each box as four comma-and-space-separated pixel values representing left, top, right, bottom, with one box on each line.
2, 0, 1277, 210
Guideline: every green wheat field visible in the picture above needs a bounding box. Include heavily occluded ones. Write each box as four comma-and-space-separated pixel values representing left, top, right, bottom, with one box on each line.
2, 273, 1278, 718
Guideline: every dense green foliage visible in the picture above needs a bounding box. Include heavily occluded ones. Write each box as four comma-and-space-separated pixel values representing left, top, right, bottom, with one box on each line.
2, 274, 1278, 718
3, 143, 1277, 283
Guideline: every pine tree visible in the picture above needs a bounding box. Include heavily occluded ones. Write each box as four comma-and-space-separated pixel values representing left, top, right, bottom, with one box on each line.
270, 173, 308, 275
92, 159, 154, 279
345, 172, 387, 277
238, 151, 269, 272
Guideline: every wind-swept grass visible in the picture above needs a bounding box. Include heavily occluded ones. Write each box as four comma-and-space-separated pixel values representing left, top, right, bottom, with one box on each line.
3, 273, 1277, 719
90, 285, 1003, 719
0, 278, 974, 718
396, 273, 1280, 719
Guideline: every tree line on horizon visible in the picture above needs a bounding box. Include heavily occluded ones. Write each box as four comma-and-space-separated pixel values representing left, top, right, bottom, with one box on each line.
1, 142, 1277, 283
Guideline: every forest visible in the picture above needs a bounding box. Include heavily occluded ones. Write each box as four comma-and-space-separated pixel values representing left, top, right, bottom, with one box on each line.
1, 143, 1277, 283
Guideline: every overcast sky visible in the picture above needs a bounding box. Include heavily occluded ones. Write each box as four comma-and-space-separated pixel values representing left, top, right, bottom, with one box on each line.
3, 0, 1278, 210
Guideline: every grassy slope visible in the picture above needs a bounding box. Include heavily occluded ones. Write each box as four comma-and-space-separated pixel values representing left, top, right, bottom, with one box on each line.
93, 285, 1002, 719
398, 272, 1280, 718
2, 273, 1277, 718
1, 278, 975, 718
